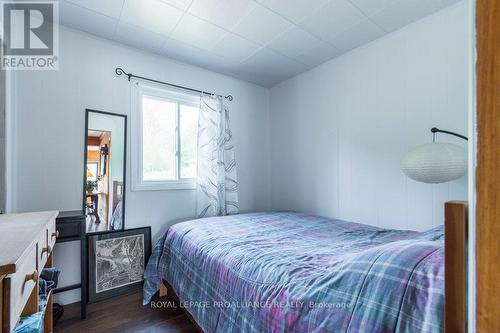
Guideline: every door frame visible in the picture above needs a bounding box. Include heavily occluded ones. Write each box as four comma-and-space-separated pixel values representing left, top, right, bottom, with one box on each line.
475, 0, 500, 331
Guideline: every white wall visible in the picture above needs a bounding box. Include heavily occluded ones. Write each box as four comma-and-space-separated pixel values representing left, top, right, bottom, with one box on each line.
0, 66, 5, 212
269, 2, 469, 232
9, 26, 270, 303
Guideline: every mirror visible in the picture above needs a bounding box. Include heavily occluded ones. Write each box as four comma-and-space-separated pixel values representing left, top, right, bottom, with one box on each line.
84, 109, 127, 233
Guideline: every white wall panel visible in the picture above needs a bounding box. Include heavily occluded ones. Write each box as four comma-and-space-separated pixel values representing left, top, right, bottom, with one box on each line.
270, 2, 469, 231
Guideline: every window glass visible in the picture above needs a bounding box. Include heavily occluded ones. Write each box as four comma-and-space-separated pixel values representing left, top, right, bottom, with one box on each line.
142, 95, 177, 181
180, 104, 199, 179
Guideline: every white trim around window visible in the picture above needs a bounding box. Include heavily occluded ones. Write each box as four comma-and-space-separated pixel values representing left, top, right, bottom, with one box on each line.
131, 80, 200, 191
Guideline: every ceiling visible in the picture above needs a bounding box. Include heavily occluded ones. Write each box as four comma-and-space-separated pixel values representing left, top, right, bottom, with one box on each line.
58, 0, 461, 87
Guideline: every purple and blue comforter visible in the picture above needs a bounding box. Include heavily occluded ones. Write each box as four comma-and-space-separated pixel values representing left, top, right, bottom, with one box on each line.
144, 212, 444, 333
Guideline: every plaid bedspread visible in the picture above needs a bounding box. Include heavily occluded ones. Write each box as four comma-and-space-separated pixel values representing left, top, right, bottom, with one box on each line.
144, 212, 444, 333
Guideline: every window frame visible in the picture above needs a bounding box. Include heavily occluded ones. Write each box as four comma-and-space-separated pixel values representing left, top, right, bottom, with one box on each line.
131, 81, 200, 191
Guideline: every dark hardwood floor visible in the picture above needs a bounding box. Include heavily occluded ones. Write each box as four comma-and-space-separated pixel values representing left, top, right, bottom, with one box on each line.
55, 291, 198, 333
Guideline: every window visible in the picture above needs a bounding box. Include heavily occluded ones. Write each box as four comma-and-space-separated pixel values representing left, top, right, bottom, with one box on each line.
132, 82, 200, 190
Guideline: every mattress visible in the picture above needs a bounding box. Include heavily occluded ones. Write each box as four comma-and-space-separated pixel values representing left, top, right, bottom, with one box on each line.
143, 212, 444, 333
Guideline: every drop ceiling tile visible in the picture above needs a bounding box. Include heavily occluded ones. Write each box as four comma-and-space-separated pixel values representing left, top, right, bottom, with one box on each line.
184, 52, 235, 72
329, 18, 385, 51
114, 22, 166, 54
199, 57, 242, 73
232, 5, 292, 45
370, 0, 445, 32
211, 33, 260, 63
162, 38, 205, 58
348, 0, 398, 16
59, 1, 118, 39
268, 25, 323, 58
162, 38, 231, 69
170, 14, 227, 51
240, 48, 309, 78
159, 0, 193, 11
255, 0, 330, 23
120, 0, 183, 37
233, 69, 288, 87
294, 42, 341, 67
63, 0, 125, 19
189, 0, 256, 30
300, 0, 365, 42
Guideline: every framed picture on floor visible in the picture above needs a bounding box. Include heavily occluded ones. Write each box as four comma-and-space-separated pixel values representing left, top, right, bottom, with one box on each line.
88, 227, 151, 303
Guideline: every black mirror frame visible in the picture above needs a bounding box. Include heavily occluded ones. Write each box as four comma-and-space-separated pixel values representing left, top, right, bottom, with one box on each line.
83, 109, 127, 235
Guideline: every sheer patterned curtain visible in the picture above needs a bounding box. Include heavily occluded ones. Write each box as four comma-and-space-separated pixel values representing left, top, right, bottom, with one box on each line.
196, 95, 239, 218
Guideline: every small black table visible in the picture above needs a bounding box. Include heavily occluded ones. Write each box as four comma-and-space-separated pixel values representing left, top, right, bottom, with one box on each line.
54, 210, 87, 319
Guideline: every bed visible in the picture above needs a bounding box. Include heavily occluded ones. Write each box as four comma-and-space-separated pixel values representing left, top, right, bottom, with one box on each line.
143, 208, 467, 333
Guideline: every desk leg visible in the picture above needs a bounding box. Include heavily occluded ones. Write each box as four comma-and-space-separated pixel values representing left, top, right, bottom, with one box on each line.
80, 227, 87, 319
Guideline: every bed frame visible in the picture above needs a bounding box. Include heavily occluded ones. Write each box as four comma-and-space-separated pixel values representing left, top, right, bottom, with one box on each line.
158, 201, 469, 333
444, 201, 468, 333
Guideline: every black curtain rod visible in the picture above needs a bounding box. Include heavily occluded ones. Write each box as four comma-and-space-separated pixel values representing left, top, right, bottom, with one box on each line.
115, 67, 233, 101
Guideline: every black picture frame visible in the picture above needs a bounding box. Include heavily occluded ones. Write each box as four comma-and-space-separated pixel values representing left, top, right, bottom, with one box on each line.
87, 227, 151, 303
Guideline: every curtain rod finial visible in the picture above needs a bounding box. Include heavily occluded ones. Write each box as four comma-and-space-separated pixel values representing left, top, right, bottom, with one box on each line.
115, 67, 125, 76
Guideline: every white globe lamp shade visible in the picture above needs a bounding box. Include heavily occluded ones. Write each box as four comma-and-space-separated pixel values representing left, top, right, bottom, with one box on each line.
400, 143, 467, 184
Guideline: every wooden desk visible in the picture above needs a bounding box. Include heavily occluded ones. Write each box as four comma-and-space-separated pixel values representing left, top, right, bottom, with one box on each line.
0, 211, 58, 333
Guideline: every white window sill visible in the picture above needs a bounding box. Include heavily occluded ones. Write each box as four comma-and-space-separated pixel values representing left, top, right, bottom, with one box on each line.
131, 180, 196, 191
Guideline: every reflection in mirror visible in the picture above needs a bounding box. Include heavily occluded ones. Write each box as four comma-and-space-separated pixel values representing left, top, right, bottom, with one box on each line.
84, 110, 126, 234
